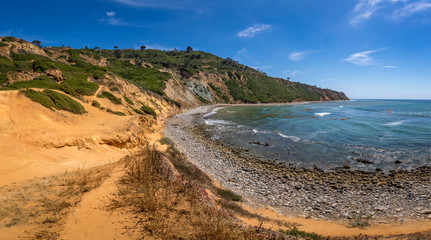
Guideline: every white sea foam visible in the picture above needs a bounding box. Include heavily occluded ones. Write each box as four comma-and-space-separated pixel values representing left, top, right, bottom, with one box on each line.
252, 129, 271, 134
314, 112, 331, 117
204, 119, 232, 126
384, 120, 407, 126
202, 107, 223, 118
278, 133, 301, 142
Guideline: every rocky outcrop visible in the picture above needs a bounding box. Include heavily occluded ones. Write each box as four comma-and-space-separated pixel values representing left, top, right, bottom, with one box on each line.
185, 80, 215, 102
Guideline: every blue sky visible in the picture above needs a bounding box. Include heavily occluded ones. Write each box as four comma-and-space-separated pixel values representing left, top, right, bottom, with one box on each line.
2, 0, 431, 99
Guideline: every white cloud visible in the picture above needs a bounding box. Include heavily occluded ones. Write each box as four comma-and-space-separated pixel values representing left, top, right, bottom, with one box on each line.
289, 50, 319, 62
237, 24, 271, 38
384, 65, 398, 68
344, 49, 384, 66
350, 0, 409, 25
106, 11, 116, 17
393, 1, 431, 20
100, 11, 126, 26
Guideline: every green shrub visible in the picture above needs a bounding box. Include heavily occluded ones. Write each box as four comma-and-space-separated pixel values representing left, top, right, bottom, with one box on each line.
123, 95, 134, 105
0, 42, 8, 47
140, 104, 157, 118
216, 189, 242, 202
91, 100, 101, 108
97, 91, 122, 104
0, 73, 7, 85
21, 89, 86, 114
283, 226, 321, 240
133, 108, 144, 115
106, 108, 126, 116
21, 89, 55, 109
2, 36, 16, 42
110, 87, 119, 91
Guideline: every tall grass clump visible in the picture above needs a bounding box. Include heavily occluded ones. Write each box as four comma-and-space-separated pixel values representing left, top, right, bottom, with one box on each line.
21, 89, 86, 114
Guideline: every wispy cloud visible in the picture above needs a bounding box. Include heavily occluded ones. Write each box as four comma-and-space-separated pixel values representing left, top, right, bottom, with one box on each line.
350, 0, 411, 25
344, 48, 385, 66
112, 0, 193, 9
234, 48, 247, 61
289, 50, 320, 62
393, 1, 431, 20
384, 65, 398, 68
237, 24, 272, 38
100, 11, 127, 26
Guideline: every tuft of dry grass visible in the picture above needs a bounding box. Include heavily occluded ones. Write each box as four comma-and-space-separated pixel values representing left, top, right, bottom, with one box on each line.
0, 163, 115, 239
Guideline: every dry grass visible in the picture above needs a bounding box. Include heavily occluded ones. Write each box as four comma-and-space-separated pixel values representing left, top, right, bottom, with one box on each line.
0, 163, 115, 239
112, 144, 296, 240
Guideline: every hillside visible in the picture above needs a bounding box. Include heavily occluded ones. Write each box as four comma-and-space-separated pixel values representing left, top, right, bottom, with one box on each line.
0, 36, 348, 116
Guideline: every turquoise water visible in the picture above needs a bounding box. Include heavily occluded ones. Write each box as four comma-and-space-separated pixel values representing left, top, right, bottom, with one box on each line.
203, 100, 431, 171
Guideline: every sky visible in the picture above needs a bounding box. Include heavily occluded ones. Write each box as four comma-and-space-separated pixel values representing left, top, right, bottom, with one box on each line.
2, 0, 431, 99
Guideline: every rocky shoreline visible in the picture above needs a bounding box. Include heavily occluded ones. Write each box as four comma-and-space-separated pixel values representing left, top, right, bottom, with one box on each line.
164, 105, 431, 224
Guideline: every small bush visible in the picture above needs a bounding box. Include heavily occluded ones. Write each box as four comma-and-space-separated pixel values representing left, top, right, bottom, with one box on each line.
106, 108, 126, 116
350, 213, 372, 228
91, 100, 101, 108
217, 189, 242, 202
0, 42, 8, 47
283, 226, 322, 240
123, 95, 134, 105
140, 104, 157, 118
97, 91, 122, 104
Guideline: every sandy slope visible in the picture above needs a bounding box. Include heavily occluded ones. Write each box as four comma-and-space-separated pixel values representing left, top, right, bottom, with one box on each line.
0, 91, 139, 186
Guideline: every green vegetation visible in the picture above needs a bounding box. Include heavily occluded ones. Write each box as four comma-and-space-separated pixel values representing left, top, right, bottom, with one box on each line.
123, 95, 134, 105
0, 42, 8, 47
140, 104, 157, 118
91, 100, 101, 108
97, 91, 122, 104
133, 108, 144, 115
160, 137, 174, 146
350, 213, 372, 228
106, 108, 126, 116
216, 189, 242, 202
0, 51, 100, 96
208, 82, 229, 103
283, 226, 322, 240
2, 36, 16, 42
21, 89, 86, 114
106, 58, 171, 95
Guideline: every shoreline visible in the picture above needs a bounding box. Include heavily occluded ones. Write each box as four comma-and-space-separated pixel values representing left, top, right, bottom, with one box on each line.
164, 105, 431, 227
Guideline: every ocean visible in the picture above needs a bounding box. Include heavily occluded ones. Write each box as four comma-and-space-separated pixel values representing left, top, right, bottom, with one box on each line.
202, 100, 431, 171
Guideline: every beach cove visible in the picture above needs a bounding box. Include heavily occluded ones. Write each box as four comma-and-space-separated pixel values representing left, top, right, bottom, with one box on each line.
164, 104, 431, 237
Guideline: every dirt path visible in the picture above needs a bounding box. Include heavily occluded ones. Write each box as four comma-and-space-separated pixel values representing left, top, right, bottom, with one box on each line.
60, 166, 139, 240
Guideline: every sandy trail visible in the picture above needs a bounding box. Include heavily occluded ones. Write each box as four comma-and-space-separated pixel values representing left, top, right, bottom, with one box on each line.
60, 166, 139, 240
